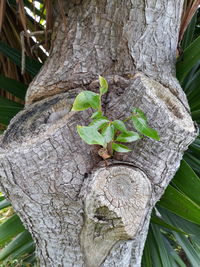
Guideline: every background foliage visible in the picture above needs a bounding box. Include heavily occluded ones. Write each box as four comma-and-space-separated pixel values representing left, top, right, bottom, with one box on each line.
0, 1, 200, 266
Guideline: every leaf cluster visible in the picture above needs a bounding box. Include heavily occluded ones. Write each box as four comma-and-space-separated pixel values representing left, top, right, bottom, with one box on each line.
72, 76, 160, 158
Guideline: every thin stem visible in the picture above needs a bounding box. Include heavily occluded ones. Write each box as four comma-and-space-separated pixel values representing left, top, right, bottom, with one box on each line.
107, 141, 113, 156
98, 94, 102, 113
123, 115, 132, 123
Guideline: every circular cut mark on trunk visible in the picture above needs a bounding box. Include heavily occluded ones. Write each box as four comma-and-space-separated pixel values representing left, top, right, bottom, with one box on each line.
81, 165, 151, 267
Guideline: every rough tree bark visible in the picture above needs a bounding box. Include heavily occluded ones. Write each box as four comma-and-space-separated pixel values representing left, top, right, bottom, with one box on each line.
0, 0, 198, 266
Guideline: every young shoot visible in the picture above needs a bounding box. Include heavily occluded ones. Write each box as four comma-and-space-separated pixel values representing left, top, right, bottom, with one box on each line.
71, 76, 160, 160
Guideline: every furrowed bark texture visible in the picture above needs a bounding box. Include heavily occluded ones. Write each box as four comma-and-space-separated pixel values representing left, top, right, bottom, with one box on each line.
0, 0, 198, 266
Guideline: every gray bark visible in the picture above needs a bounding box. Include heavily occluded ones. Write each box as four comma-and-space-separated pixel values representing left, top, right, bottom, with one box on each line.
0, 0, 198, 266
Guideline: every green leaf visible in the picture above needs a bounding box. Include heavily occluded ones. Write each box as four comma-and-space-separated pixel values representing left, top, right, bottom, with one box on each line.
99, 75, 108, 95
0, 196, 6, 202
85, 91, 100, 109
89, 118, 109, 130
151, 215, 186, 235
0, 199, 11, 210
184, 67, 200, 96
132, 117, 160, 140
173, 232, 200, 266
181, 11, 198, 51
91, 111, 103, 119
176, 35, 200, 83
7, 240, 35, 261
0, 41, 42, 76
116, 131, 140, 143
146, 224, 186, 267
77, 126, 105, 147
0, 214, 25, 246
72, 91, 100, 111
0, 96, 23, 126
160, 210, 200, 267
158, 207, 200, 247
141, 237, 153, 267
142, 226, 163, 267
112, 120, 128, 133
112, 143, 131, 152
101, 124, 115, 143
158, 185, 200, 225
132, 107, 147, 120
0, 75, 27, 100
151, 224, 180, 267
0, 230, 33, 261
184, 153, 200, 177
191, 109, 200, 122
173, 160, 200, 206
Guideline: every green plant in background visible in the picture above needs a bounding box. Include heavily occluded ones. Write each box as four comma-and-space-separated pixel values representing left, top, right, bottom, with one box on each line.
72, 76, 159, 159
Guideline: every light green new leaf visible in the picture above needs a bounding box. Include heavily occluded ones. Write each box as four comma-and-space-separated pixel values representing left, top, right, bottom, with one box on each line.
71, 92, 90, 111
132, 117, 160, 140
77, 126, 105, 147
116, 131, 140, 143
112, 143, 131, 152
72, 91, 100, 111
99, 75, 108, 95
101, 124, 115, 143
112, 120, 128, 133
91, 111, 103, 119
132, 107, 147, 120
89, 118, 109, 130
85, 91, 100, 109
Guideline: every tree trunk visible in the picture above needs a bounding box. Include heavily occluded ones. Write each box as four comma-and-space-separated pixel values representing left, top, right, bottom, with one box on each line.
0, 0, 197, 266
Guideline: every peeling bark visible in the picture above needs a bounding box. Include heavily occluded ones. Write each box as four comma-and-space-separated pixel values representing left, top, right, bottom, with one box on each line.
0, 0, 198, 266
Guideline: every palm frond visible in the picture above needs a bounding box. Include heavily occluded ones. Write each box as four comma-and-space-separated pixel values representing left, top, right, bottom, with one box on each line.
179, 0, 200, 43
0, 0, 6, 33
